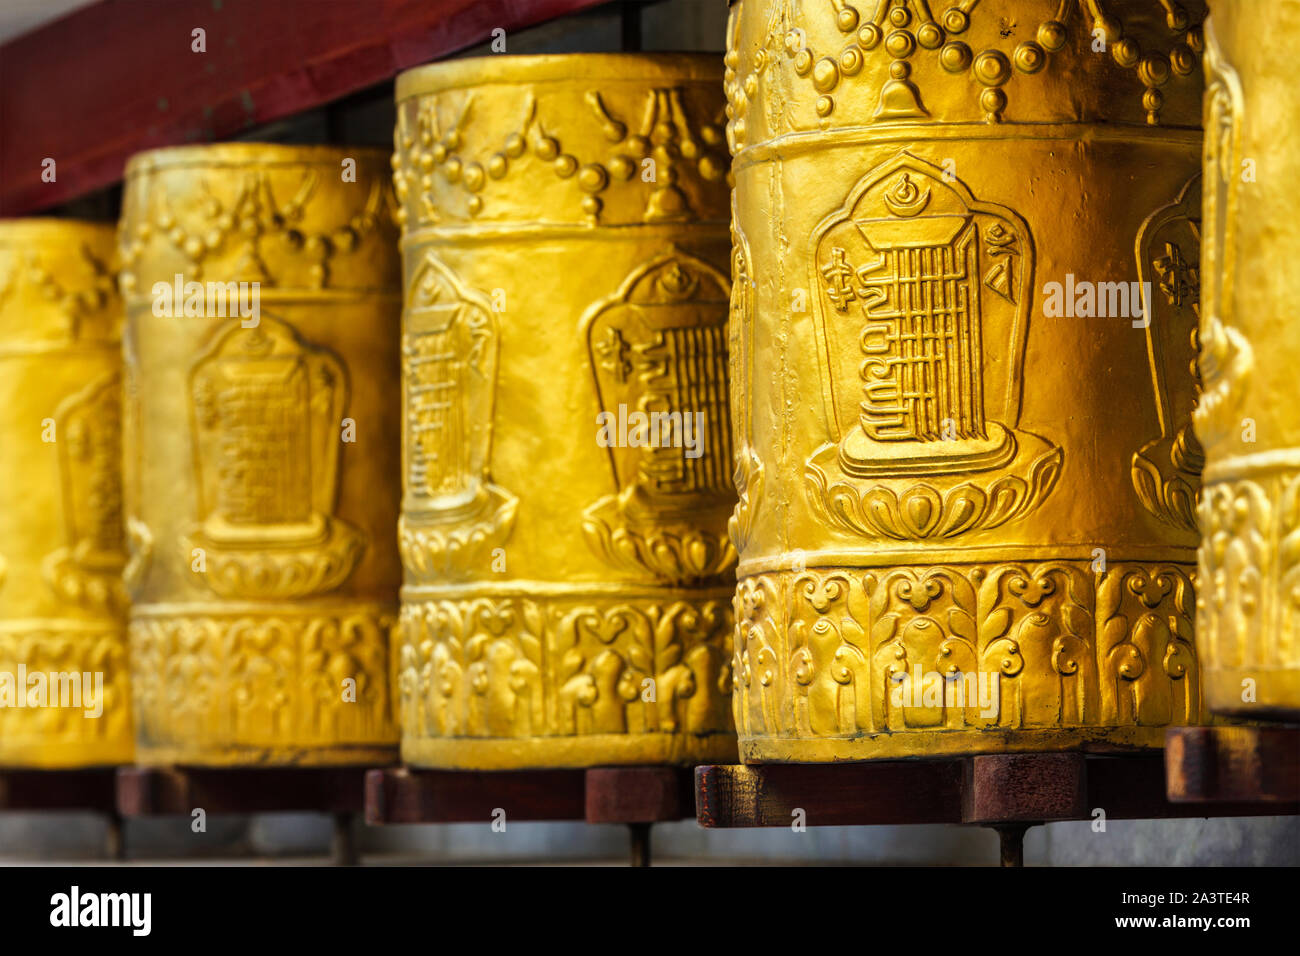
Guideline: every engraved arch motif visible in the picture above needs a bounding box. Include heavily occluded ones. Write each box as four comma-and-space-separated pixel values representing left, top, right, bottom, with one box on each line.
1192, 20, 1292, 710
728, 197, 754, 464
727, 195, 764, 553
186, 316, 365, 598
812, 149, 1031, 460
43, 371, 127, 610
805, 150, 1060, 539
581, 248, 737, 583
398, 251, 516, 582
1131, 173, 1203, 532
120, 335, 154, 597
403, 251, 499, 509
1194, 20, 1252, 458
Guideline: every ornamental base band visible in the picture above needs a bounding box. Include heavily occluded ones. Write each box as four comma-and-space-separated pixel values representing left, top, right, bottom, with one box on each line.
130, 604, 398, 766
733, 560, 1203, 761
398, 588, 737, 768
0, 623, 133, 768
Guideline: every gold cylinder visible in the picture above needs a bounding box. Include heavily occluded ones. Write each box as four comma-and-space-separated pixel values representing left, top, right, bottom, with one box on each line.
393, 54, 737, 768
727, 0, 1208, 761
0, 221, 133, 767
119, 144, 401, 765
1196, 6, 1300, 718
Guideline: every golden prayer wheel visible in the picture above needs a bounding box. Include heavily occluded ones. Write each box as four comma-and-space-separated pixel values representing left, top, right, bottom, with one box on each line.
118, 144, 401, 765
1196, 5, 1300, 719
392, 54, 738, 768
0, 220, 133, 767
726, 0, 1209, 761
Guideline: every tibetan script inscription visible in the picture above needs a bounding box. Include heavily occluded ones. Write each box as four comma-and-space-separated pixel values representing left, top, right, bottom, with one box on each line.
583, 251, 736, 583
805, 151, 1061, 539
814, 154, 1030, 476
44, 372, 128, 610
398, 252, 516, 581
188, 317, 364, 598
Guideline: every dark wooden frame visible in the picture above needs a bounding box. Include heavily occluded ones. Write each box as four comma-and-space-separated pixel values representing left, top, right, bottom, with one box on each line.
365, 766, 694, 866
696, 752, 1300, 866
116, 765, 377, 864
0, 768, 124, 859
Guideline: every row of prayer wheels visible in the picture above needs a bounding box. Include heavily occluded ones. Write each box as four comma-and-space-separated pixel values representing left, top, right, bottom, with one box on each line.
1, 0, 1296, 773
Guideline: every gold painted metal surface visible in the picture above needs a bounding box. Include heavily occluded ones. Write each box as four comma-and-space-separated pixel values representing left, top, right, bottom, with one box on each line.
727, 0, 1208, 760
0, 220, 134, 767
119, 144, 401, 765
393, 54, 737, 768
1196, 6, 1300, 718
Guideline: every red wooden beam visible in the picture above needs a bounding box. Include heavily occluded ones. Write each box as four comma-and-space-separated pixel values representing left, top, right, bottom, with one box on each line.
0, 0, 609, 215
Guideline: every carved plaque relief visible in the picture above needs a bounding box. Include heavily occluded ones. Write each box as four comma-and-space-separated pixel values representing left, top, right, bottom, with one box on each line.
582, 250, 737, 583
806, 151, 1061, 539
399, 252, 516, 581
187, 317, 364, 598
